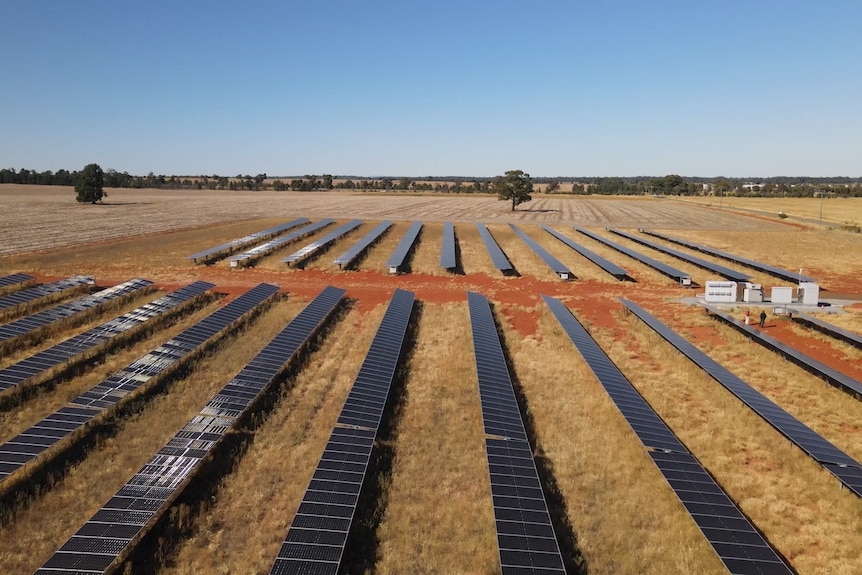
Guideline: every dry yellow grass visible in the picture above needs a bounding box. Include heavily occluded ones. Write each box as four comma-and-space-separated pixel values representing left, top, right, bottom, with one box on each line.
678, 196, 862, 226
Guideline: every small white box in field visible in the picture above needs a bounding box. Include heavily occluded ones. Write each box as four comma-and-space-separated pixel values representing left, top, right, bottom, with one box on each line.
771, 286, 794, 304
705, 281, 737, 303
799, 282, 820, 305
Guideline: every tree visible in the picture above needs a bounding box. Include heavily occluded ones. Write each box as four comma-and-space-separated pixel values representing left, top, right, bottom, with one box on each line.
75, 163, 105, 203
492, 169, 533, 211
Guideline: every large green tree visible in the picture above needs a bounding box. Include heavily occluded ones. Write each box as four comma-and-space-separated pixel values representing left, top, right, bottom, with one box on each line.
492, 169, 533, 211
75, 163, 105, 203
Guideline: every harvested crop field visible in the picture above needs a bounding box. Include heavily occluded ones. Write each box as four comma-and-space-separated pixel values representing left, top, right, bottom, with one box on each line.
2, 186, 862, 575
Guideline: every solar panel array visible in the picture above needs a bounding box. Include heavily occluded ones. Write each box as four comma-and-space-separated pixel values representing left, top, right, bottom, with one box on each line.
467, 291, 566, 575
0, 281, 214, 395
541, 226, 630, 280
621, 298, 862, 498
0, 275, 94, 312
703, 304, 862, 399
34, 285, 341, 575
268, 288, 415, 575
542, 295, 793, 575
229, 219, 335, 267
0, 272, 34, 289
440, 221, 457, 270
0, 278, 152, 346
641, 229, 817, 283
575, 227, 692, 283
476, 223, 514, 273
788, 309, 862, 350
385, 221, 423, 274
508, 224, 571, 280
332, 220, 393, 269
609, 229, 751, 282
188, 218, 310, 263
283, 219, 363, 267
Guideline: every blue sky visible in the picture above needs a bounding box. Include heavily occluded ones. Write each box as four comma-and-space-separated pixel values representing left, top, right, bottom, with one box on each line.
2, 1, 860, 177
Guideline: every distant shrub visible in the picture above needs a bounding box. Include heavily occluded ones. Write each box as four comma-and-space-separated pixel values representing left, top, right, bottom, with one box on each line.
777, 211, 788, 219
839, 222, 861, 233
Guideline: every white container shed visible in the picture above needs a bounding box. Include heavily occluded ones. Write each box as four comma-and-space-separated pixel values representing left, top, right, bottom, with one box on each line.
771, 286, 794, 304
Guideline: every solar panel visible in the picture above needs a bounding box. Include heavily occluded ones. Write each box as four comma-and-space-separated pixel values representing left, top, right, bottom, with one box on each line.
609, 229, 751, 282
0, 272, 34, 290
621, 298, 862, 497
0, 278, 152, 347
641, 229, 817, 283
788, 309, 862, 350
508, 225, 571, 280
0, 275, 94, 313
701, 304, 862, 399
188, 218, 310, 263
575, 227, 692, 284
34, 286, 345, 575
268, 288, 414, 575
541, 226, 630, 280
440, 222, 457, 270
283, 220, 363, 268
467, 292, 566, 575
476, 224, 515, 273
228, 219, 335, 268
385, 221, 423, 274
542, 295, 793, 575
332, 221, 393, 269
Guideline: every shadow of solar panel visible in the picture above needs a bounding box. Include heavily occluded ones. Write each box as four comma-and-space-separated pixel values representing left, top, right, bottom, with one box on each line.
609, 228, 750, 282
189, 217, 310, 263
333, 220, 393, 269
703, 303, 862, 398
476, 223, 514, 273
544, 295, 793, 575
575, 227, 691, 282
0, 275, 94, 312
641, 229, 816, 283
788, 310, 862, 350
440, 221, 457, 269
268, 289, 414, 575
541, 225, 629, 280
283, 220, 363, 267
385, 221, 423, 273
34, 285, 345, 575
508, 225, 570, 279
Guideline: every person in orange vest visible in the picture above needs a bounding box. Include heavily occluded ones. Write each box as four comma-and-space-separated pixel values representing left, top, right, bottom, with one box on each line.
744, 309, 751, 325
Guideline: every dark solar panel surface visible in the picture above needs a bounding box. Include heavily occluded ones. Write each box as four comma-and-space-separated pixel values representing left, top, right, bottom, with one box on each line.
703, 304, 862, 399
333, 220, 393, 268
283, 220, 363, 266
229, 219, 335, 267
385, 221, 423, 272
541, 226, 629, 280
476, 224, 514, 273
622, 298, 862, 497
641, 229, 817, 283
468, 292, 566, 575
35, 286, 344, 575
575, 227, 691, 282
0, 281, 224, 394
440, 221, 457, 269
0, 278, 152, 345
0, 272, 34, 289
609, 229, 751, 282
788, 310, 862, 350
269, 288, 414, 575
0, 282, 216, 482
508, 225, 570, 279
0, 275, 94, 312
188, 218, 309, 262
543, 295, 793, 575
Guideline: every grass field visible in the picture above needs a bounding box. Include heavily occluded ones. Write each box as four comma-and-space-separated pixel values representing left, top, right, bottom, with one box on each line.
1, 188, 862, 574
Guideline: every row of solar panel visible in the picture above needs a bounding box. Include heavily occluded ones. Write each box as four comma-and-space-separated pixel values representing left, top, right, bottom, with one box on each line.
188, 218, 310, 262
0, 272, 34, 289
228, 219, 334, 267
35, 285, 345, 575
467, 291, 567, 575
0, 278, 152, 346
789, 309, 862, 351
542, 295, 793, 575
0, 275, 94, 312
